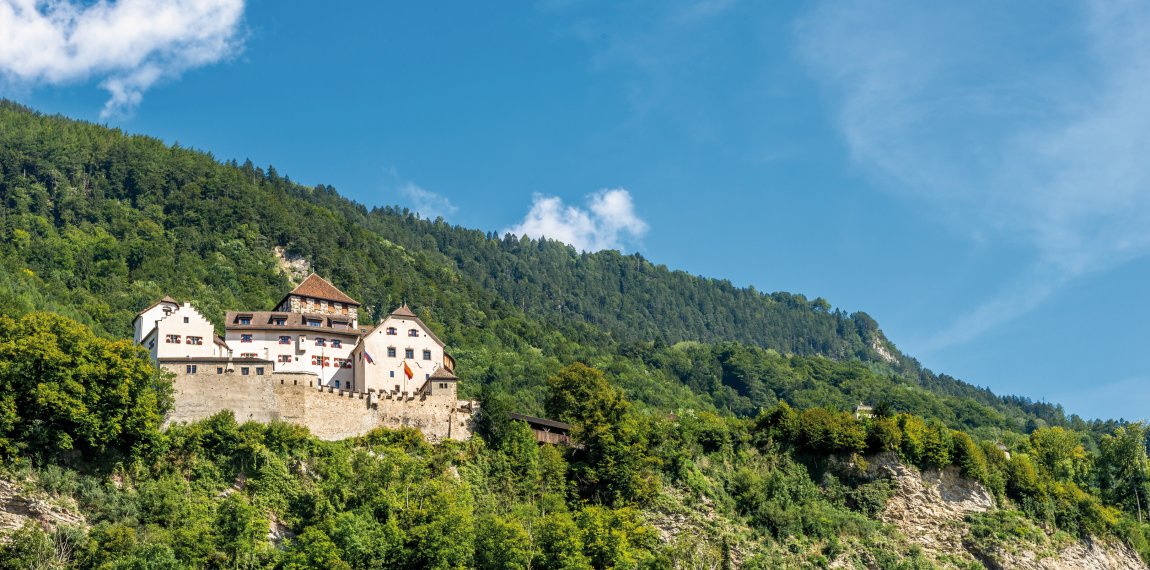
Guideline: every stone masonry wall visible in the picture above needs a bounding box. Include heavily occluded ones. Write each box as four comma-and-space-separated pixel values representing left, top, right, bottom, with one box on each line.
167, 372, 472, 441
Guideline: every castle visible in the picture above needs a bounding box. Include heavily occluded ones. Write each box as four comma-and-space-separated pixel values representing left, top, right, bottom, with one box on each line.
133, 274, 473, 441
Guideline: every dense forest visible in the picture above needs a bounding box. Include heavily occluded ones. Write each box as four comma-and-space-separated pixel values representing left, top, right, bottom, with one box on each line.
2, 100, 1149, 568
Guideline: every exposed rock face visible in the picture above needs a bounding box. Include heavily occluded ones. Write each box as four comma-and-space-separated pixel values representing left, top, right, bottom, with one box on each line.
988, 538, 1145, 570
869, 452, 1147, 569
273, 246, 311, 284
871, 452, 994, 556
0, 478, 85, 533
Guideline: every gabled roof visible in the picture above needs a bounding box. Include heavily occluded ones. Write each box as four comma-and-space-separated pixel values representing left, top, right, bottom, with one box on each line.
380, 305, 445, 347
429, 367, 458, 380
277, 274, 360, 307
132, 295, 179, 323
390, 304, 416, 318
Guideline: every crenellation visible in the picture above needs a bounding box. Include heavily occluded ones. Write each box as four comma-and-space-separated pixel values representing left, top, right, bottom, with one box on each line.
166, 372, 472, 441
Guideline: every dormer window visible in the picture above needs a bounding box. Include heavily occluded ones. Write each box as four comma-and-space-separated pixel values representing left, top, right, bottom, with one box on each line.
273, 317, 286, 326
237, 316, 252, 325
306, 319, 321, 327
386, 327, 397, 335
408, 328, 419, 337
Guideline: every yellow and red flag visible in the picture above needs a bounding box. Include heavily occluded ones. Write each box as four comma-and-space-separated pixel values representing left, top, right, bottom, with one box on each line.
403, 361, 414, 380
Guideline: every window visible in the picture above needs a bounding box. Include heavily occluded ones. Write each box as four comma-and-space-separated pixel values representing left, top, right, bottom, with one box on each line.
240, 334, 253, 343
439, 383, 448, 389
273, 317, 286, 326
390, 371, 395, 378
394, 385, 400, 392
148, 340, 155, 349
387, 347, 396, 358
241, 367, 250, 376
238, 316, 251, 325
306, 319, 321, 327
186, 364, 197, 374
315, 337, 326, 347
408, 328, 419, 337
386, 327, 397, 335
422, 349, 431, 361
404, 348, 414, 359
334, 380, 340, 389
165, 334, 181, 344
241, 352, 257, 358
311, 355, 330, 367
186, 336, 203, 345
183, 317, 189, 323
278, 355, 292, 363
217, 367, 224, 374
331, 339, 342, 348
343, 359, 353, 369
425, 373, 430, 380
255, 367, 265, 375
279, 336, 291, 345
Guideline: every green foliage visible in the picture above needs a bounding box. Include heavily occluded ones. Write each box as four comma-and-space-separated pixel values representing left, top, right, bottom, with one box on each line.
281, 527, 352, 570
547, 363, 657, 505
474, 515, 532, 570
0, 312, 171, 464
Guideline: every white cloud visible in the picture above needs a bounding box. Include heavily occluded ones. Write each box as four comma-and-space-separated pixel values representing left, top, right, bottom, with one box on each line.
506, 188, 648, 252
797, 0, 1150, 348
400, 182, 458, 221
0, 0, 246, 117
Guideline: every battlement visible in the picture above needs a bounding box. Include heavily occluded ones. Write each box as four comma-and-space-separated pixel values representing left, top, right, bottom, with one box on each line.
167, 371, 472, 441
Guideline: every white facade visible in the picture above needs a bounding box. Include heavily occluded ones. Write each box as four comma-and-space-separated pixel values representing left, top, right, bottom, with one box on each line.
223, 321, 357, 389
133, 300, 227, 368
353, 310, 446, 395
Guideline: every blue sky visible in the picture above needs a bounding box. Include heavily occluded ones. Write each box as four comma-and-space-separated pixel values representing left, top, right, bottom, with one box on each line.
4, 0, 1150, 420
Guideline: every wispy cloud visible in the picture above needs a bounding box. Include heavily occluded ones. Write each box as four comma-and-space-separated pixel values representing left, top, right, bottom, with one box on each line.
0, 0, 246, 117
797, 0, 1150, 349
400, 182, 457, 221
506, 188, 648, 252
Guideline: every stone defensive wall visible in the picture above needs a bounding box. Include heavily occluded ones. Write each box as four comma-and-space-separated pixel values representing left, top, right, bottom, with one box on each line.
166, 371, 473, 441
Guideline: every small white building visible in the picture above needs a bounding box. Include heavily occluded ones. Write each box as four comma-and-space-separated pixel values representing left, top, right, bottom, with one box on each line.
133, 297, 262, 376
352, 304, 453, 396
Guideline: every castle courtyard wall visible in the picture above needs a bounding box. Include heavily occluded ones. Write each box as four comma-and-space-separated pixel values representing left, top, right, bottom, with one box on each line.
167, 372, 472, 441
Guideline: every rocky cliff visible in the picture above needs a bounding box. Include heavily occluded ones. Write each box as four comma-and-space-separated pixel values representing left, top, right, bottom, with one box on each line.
869, 452, 1146, 569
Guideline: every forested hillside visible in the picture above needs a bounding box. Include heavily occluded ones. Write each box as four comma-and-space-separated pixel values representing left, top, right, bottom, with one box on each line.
6, 100, 1150, 568
0, 100, 1113, 435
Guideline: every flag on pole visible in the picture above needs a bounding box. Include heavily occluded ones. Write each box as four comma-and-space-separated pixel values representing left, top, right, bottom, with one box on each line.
403, 361, 413, 380
364, 351, 375, 365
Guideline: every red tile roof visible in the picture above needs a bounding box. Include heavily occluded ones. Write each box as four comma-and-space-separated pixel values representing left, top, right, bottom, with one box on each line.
280, 274, 360, 306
